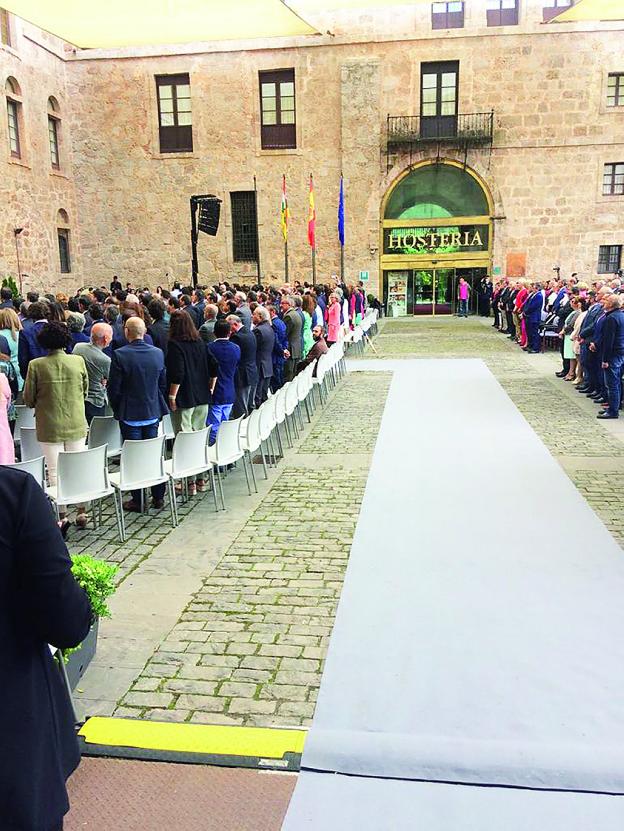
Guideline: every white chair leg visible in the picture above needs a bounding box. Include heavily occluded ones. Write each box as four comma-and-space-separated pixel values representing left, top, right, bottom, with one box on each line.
209, 467, 220, 512
116, 490, 126, 542
247, 450, 258, 493
242, 452, 252, 496
168, 480, 177, 528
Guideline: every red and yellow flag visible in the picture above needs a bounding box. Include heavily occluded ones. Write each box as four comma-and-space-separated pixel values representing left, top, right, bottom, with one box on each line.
307, 174, 316, 250
280, 174, 288, 242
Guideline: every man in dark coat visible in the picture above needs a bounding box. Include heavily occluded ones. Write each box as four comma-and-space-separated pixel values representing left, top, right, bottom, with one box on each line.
522, 282, 544, 354
17, 301, 49, 378
206, 320, 241, 443
598, 293, 624, 419
107, 316, 169, 510
281, 297, 303, 382
227, 314, 258, 418
252, 305, 275, 407
0, 466, 92, 831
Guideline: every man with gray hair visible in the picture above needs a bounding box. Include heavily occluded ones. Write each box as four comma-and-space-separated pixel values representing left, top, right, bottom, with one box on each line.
235, 291, 252, 329
226, 314, 258, 417
280, 295, 302, 382
73, 322, 113, 423
199, 304, 219, 343
66, 312, 90, 354
598, 293, 624, 419
252, 305, 275, 406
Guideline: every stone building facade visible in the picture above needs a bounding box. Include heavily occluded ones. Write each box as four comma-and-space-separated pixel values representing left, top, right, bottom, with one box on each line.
1, 2, 623, 310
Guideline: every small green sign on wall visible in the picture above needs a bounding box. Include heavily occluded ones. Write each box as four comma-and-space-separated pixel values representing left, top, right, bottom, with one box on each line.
359, 271, 369, 282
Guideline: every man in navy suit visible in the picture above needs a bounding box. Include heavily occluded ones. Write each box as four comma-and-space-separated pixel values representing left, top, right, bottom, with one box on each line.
107, 316, 169, 511
598, 294, 624, 419
207, 320, 241, 444
523, 282, 544, 354
0, 466, 92, 831
227, 314, 258, 418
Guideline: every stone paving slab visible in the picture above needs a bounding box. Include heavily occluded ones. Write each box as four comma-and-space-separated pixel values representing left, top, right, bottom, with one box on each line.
113, 372, 391, 727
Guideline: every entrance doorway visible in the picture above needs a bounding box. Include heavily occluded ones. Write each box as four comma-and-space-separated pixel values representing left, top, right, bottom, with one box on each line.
383, 267, 488, 316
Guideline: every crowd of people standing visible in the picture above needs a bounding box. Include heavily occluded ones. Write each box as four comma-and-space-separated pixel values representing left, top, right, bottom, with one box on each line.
0, 278, 369, 509
489, 274, 624, 420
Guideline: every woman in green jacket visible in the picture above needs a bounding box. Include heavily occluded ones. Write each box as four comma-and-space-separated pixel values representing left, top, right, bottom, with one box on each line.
23, 321, 88, 487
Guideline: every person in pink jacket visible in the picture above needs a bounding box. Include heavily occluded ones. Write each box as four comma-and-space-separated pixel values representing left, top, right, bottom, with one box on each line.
0, 372, 14, 464
326, 292, 342, 345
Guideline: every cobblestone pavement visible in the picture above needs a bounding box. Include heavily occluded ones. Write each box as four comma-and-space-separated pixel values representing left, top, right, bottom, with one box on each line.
571, 471, 624, 547
114, 373, 391, 726
66, 483, 219, 586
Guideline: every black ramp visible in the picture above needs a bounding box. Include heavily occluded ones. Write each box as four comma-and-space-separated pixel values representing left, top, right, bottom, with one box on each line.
283, 360, 624, 828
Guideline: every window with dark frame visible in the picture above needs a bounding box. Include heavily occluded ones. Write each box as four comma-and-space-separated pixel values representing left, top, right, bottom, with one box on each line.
431, 1, 464, 29
542, 0, 572, 22
48, 115, 59, 168
607, 73, 624, 107
420, 60, 459, 139
230, 191, 258, 263
0, 9, 10, 46
58, 228, 71, 273
603, 163, 624, 196
486, 0, 519, 26
597, 245, 622, 274
156, 73, 193, 153
259, 69, 296, 150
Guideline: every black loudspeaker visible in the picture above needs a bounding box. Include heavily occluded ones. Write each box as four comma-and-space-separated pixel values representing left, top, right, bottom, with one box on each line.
198, 198, 221, 236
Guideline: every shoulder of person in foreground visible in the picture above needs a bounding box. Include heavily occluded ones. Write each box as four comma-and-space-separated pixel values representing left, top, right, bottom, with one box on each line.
0, 467, 92, 649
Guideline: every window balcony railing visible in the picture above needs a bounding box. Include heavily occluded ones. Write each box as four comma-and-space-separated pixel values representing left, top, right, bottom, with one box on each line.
387, 111, 494, 149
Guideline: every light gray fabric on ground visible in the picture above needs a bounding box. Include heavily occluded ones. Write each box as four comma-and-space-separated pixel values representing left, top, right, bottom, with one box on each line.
284, 773, 624, 829
283, 359, 624, 828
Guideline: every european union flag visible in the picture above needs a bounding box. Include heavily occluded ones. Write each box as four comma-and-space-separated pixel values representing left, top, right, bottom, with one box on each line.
338, 174, 345, 247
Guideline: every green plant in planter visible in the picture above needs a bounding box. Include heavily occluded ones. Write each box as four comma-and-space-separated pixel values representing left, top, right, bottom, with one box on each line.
1, 276, 19, 299
63, 555, 118, 659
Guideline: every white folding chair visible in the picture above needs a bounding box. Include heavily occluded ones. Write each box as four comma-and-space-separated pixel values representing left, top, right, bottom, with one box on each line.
207, 416, 250, 509
19, 427, 44, 462
258, 397, 279, 467
159, 413, 175, 440
313, 353, 331, 405
10, 456, 46, 490
272, 384, 291, 450
47, 444, 122, 537
284, 381, 301, 439
109, 436, 176, 541
296, 366, 314, 423
13, 404, 35, 444
239, 407, 265, 487
88, 416, 123, 459
164, 427, 218, 513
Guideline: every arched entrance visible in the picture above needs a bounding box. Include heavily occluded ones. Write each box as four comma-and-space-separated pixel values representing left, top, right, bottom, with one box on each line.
380, 160, 493, 316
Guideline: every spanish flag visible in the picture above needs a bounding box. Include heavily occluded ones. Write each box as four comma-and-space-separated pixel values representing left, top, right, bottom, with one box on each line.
307, 174, 316, 250
280, 174, 288, 242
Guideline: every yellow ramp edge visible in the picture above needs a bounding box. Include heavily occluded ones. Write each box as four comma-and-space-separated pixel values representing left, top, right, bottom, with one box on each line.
79, 717, 306, 759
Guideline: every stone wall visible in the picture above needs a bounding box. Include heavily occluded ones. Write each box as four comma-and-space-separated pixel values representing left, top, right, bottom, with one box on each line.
1, 3, 623, 296
0, 20, 79, 295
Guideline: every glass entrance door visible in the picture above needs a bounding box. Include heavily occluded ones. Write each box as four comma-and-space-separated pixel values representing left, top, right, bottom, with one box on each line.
434, 268, 455, 314
412, 269, 434, 314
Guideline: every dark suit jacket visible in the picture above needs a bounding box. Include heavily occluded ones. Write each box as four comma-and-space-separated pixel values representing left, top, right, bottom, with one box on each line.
148, 318, 170, 355
18, 319, 49, 378
182, 304, 202, 330
0, 467, 92, 831
601, 309, 624, 362
207, 338, 241, 405
230, 327, 259, 388
107, 339, 169, 422
254, 321, 275, 379
523, 291, 543, 323
165, 339, 218, 409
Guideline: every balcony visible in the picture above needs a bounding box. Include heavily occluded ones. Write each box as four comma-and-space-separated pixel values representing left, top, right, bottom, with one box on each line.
387, 111, 494, 150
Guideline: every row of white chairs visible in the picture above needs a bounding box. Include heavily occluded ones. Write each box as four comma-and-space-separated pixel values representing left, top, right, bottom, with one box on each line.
9, 338, 353, 540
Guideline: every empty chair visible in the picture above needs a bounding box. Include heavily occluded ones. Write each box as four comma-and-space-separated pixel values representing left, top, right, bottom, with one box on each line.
164, 427, 218, 513
258, 397, 279, 466
88, 415, 123, 459
47, 444, 122, 537
239, 407, 265, 487
296, 366, 314, 423
10, 456, 46, 490
109, 435, 176, 540
207, 416, 250, 509
13, 404, 35, 444
19, 427, 44, 462
160, 413, 175, 441
272, 384, 291, 450
284, 381, 302, 438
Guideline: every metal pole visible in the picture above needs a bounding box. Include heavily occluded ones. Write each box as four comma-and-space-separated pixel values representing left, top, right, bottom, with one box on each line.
14, 230, 22, 295
284, 240, 289, 283
340, 244, 344, 284
190, 197, 199, 288
253, 175, 262, 284
312, 247, 316, 287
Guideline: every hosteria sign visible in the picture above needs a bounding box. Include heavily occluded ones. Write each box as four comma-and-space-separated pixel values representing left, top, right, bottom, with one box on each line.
383, 225, 489, 256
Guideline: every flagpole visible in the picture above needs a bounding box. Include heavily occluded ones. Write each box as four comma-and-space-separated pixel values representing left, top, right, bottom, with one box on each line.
338, 172, 345, 284
309, 173, 317, 287
312, 248, 316, 287
285, 240, 289, 283
253, 175, 262, 283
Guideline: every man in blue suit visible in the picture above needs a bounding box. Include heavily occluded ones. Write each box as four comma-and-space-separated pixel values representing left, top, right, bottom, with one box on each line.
269, 304, 288, 391
17, 301, 49, 378
523, 282, 544, 354
207, 319, 241, 444
598, 294, 624, 419
107, 316, 169, 511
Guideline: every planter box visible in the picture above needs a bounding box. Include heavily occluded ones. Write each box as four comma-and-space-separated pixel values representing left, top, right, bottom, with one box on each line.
65, 618, 99, 690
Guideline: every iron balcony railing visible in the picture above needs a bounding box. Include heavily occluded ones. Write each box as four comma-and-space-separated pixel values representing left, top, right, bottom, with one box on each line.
387, 111, 494, 147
